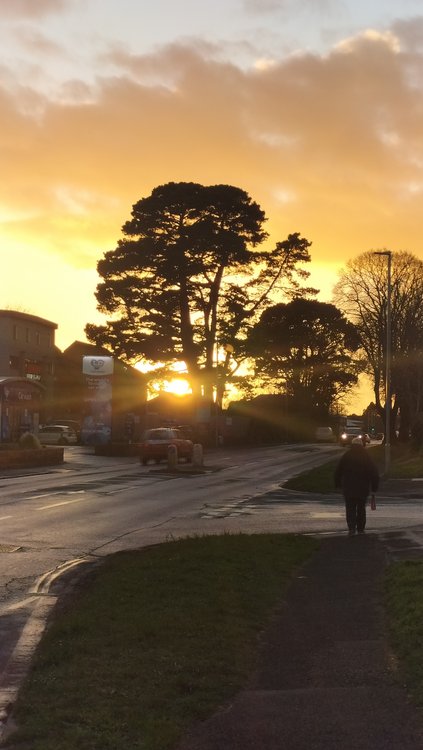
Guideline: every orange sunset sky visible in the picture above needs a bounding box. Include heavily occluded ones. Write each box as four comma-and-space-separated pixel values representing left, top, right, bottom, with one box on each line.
2, 0, 423, 407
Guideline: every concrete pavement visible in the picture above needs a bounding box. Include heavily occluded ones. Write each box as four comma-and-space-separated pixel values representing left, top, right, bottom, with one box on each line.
176, 533, 423, 750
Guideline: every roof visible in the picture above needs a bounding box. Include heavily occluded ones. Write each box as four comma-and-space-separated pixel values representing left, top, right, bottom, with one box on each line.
0, 309, 57, 329
61, 340, 145, 381
0, 376, 45, 390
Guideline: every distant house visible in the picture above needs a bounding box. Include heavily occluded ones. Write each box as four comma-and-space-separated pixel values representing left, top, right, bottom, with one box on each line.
0, 310, 58, 440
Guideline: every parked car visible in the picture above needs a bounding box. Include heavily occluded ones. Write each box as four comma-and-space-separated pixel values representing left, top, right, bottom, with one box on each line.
315, 426, 335, 442
140, 427, 194, 465
46, 419, 81, 442
38, 424, 78, 445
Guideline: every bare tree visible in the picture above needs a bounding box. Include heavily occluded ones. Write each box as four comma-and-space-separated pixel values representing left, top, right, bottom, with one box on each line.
333, 250, 423, 441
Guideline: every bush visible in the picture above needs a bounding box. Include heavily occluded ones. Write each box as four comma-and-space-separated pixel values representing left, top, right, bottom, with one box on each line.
18, 432, 42, 450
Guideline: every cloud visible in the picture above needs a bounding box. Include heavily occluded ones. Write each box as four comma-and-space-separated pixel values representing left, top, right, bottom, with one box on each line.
243, 0, 284, 10
1, 28, 423, 287
1, 0, 75, 18
335, 29, 400, 54
392, 17, 423, 52
12, 26, 67, 57
243, 0, 335, 13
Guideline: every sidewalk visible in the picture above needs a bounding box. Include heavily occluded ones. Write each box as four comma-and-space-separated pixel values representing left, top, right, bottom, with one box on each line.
176, 534, 423, 750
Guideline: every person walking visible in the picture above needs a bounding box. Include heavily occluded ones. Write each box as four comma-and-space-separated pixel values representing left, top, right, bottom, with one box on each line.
334, 437, 379, 535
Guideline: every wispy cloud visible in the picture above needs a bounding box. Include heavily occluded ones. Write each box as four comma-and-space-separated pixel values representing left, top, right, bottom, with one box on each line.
1, 0, 74, 18
243, 0, 335, 13
392, 17, 423, 52
12, 26, 68, 56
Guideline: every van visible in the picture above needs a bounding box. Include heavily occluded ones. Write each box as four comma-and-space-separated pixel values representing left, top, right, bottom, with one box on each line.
315, 426, 335, 442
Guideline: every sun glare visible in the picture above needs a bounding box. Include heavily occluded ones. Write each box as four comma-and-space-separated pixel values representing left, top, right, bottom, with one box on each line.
148, 378, 192, 397
164, 378, 191, 396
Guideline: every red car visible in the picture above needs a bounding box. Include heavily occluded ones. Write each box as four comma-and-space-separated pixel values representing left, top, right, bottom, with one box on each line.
140, 428, 194, 465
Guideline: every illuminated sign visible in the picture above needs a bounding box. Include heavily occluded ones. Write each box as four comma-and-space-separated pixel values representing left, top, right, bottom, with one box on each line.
82, 356, 114, 376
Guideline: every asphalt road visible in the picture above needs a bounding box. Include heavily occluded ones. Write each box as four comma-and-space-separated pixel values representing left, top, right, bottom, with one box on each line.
1, 442, 422, 606
0, 441, 422, 737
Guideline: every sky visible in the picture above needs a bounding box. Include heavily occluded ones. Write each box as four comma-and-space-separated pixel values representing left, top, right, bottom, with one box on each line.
2, 0, 423, 405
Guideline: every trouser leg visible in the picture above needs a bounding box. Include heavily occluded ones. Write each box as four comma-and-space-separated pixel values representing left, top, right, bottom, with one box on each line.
356, 499, 366, 532
345, 498, 357, 531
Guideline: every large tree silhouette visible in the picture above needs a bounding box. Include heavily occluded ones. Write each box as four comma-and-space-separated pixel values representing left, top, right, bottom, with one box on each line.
247, 298, 361, 413
86, 181, 314, 399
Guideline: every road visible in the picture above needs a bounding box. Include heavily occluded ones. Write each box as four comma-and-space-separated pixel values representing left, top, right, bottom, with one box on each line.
1, 442, 423, 607
0, 442, 338, 605
0, 441, 422, 732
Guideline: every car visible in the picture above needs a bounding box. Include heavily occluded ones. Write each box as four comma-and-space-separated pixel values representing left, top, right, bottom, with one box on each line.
315, 426, 335, 442
339, 428, 370, 446
38, 424, 78, 445
140, 427, 194, 465
46, 419, 81, 442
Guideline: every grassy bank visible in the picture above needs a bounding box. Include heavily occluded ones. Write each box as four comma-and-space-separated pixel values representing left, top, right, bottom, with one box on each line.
4, 533, 318, 750
284, 444, 423, 493
385, 561, 423, 705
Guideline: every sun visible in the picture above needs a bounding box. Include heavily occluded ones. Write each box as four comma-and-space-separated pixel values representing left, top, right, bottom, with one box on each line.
147, 377, 192, 398
135, 360, 192, 397
163, 378, 192, 396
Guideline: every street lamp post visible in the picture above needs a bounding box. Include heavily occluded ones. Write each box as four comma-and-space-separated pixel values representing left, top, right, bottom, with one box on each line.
374, 250, 392, 475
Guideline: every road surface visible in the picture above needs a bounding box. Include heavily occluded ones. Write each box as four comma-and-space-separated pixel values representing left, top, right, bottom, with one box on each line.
0, 442, 422, 734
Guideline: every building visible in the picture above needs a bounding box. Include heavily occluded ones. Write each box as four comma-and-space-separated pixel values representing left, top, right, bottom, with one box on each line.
54, 341, 147, 443
0, 310, 58, 441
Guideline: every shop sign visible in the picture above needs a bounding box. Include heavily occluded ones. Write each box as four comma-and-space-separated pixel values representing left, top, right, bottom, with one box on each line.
83, 356, 114, 376
3, 386, 39, 403
83, 375, 113, 402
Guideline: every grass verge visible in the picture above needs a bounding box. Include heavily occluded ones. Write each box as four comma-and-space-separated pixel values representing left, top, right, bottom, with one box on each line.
4, 533, 319, 750
384, 560, 423, 705
283, 456, 340, 493
284, 444, 423, 493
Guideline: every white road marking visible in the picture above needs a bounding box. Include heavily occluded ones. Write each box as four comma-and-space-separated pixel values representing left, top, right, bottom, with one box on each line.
29, 490, 85, 500
28, 493, 55, 499
36, 497, 86, 510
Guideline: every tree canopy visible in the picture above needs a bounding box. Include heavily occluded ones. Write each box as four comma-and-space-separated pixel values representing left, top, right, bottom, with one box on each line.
246, 298, 360, 413
86, 181, 315, 398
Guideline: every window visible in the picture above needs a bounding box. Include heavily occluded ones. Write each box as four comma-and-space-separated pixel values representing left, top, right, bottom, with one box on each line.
13, 324, 18, 341
35, 332, 40, 345
9, 355, 20, 371
25, 328, 30, 343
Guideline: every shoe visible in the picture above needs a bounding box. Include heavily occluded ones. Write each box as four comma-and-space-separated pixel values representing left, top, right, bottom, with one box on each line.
357, 530, 365, 535
348, 529, 356, 536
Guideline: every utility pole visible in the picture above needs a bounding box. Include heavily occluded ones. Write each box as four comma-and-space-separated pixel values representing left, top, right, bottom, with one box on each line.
374, 250, 392, 475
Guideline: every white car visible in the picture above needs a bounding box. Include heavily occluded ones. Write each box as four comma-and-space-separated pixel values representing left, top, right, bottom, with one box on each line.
38, 425, 78, 445
315, 426, 335, 442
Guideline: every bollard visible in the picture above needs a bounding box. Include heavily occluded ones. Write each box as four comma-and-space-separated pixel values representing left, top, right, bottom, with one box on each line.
192, 443, 203, 468
167, 443, 178, 469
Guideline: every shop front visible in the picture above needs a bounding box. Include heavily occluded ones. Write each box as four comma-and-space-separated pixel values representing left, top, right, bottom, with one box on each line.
0, 377, 44, 442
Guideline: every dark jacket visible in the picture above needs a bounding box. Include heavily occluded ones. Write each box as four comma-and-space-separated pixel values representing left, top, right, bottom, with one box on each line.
334, 444, 379, 499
